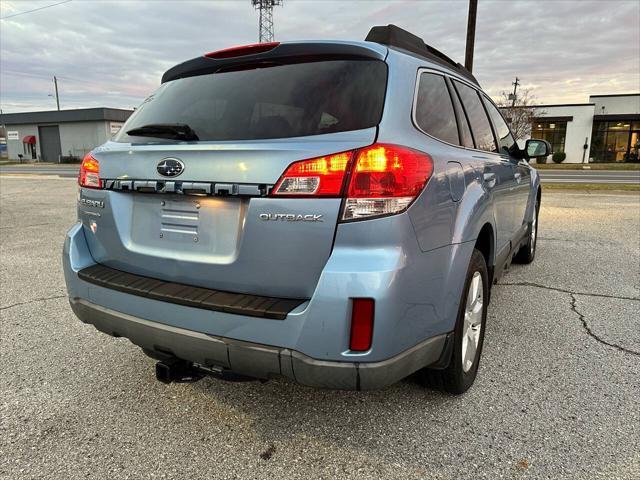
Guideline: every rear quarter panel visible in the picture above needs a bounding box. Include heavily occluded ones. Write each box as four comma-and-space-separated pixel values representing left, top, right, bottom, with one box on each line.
355, 50, 498, 342
377, 50, 496, 259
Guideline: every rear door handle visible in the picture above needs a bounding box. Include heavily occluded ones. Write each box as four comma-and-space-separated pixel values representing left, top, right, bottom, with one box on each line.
514, 172, 522, 184
483, 172, 496, 189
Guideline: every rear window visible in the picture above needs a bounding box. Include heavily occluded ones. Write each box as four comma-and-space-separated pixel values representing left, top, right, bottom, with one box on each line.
414, 72, 459, 145
115, 60, 387, 142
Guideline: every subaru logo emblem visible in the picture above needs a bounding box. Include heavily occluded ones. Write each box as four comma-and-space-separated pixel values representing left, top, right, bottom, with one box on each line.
157, 158, 184, 177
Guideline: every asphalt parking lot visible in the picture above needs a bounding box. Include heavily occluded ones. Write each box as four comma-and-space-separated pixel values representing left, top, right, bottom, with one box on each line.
1, 176, 639, 479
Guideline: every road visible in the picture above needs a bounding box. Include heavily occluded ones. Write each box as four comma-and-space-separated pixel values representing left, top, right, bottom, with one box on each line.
537, 169, 640, 184
0, 164, 78, 178
1, 164, 639, 184
1, 177, 639, 479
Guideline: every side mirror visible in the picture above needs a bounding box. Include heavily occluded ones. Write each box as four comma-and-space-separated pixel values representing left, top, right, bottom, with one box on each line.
525, 139, 551, 159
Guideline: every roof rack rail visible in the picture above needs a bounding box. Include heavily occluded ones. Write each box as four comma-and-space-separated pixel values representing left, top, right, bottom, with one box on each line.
365, 24, 479, 86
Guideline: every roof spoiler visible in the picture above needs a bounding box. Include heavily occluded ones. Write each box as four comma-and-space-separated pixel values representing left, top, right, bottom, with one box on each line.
161, 42, 387, 84
365, 24, 479, 86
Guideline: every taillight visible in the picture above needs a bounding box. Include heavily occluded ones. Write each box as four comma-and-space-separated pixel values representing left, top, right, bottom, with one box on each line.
205, 42, 280, 59
271, 143, 433, 221
78, 153, 101, 189
349, 298, 375, 351
271, 151, 352, 196
343, 144, 433, 221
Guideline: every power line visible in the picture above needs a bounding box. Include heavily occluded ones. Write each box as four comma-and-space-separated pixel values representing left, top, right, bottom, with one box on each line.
1, 69, 108, 89
0, 70, 52, 80
0, 0, 72, 20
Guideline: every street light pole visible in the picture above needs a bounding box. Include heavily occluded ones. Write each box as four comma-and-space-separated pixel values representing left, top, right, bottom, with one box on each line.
53, 76, 60, 111
464, 0, 478, 73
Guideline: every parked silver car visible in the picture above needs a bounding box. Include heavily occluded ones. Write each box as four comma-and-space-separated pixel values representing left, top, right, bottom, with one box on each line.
64, 25, 548, 393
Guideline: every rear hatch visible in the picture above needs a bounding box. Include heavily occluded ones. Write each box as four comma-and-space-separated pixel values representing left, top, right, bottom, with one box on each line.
81, 45, 388, 299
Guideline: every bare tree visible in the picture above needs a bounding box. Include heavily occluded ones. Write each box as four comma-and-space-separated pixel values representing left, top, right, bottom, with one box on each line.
496, 89, 545, 142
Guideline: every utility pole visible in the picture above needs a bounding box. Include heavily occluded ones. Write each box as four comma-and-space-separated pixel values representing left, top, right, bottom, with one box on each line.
252, 0, 283, 43
53, 76, 60, 111
464, 0, 478, 72
510, 77, 520, 107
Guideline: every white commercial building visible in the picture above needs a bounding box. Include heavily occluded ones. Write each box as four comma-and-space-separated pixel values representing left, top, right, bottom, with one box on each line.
502, 93, 640, 163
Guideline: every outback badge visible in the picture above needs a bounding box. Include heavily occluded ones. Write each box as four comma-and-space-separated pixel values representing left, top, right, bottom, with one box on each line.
259, 213, 323, 222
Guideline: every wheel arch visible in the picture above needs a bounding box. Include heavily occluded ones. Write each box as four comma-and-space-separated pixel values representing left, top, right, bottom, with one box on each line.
526, 169, 542, 222
474, 223, 495, 268
474, 222, 495, 286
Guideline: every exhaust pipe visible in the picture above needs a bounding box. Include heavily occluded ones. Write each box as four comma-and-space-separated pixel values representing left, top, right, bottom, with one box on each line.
155, 359, 204, 384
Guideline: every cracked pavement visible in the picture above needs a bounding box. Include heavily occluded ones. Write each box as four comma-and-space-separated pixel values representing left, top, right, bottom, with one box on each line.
1, 178, 639, 479
496, 282, 639, 356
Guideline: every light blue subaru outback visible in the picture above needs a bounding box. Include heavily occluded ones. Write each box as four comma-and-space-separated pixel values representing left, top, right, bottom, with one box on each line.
64, 25, 549, 393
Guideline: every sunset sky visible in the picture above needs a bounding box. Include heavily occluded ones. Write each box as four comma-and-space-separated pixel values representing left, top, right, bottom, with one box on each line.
1, 0, 639, 113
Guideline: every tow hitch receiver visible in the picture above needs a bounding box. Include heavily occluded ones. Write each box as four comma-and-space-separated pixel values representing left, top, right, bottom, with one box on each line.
155, 359, 205, 384
155, 359, 262, 384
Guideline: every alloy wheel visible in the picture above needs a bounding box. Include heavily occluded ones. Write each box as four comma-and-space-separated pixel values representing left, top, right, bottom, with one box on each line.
530, 204, 538, 254
461, 272, 484, 373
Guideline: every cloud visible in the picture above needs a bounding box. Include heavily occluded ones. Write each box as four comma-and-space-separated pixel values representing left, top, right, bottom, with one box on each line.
1, 0, 638, 112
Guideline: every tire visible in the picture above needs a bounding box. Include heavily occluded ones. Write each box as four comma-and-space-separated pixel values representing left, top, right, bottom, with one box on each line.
513, 196, 539, 264
420, 249, 489, 394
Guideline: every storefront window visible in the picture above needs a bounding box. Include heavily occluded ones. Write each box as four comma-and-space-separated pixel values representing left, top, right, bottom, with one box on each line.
531, 121, 567, 154
629, 130, 640, 163
590, 121, 640, 163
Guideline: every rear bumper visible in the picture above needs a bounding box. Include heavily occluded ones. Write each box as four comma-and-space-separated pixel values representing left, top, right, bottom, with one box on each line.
71, 298, 448, 390
64, 212, 472, 389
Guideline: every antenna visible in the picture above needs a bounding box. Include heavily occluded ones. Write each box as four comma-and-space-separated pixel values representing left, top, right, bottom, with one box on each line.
252, 0, 283, 43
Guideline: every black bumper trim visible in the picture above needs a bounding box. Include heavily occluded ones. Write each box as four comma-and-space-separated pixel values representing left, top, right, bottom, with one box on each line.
70, 298, 449, 390
77, 264, 305, 320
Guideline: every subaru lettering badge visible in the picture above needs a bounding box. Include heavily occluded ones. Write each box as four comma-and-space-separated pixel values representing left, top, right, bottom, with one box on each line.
157, 158, 184, 177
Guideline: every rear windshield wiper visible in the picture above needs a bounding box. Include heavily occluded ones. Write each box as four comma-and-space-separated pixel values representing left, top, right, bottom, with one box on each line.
126, 123, 199, 141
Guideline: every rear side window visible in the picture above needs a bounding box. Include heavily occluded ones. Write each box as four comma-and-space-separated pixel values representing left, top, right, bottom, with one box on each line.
414, 73, 459, 145
453, 80, 497, 153
482, 96, 517, 155
116, 60, 387, 142
450, 83, 475, 148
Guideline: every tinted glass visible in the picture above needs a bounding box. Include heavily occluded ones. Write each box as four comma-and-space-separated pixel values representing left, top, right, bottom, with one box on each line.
450, 82, 474, 148
414, 73, 459, 145
453, 80, 497, 152
116, 60, 387, 142
482, 96, 517, 155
